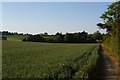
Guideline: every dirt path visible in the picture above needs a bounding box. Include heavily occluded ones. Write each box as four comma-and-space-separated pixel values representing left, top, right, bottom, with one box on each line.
89, 46, 119, 80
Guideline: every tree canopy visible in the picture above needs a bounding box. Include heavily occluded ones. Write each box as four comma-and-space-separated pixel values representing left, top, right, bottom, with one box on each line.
97, 1, 120, 36
22, 31, 102, 43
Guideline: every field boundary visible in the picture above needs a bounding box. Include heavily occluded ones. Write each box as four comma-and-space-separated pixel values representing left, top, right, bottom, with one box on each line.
89, 45, 119, 80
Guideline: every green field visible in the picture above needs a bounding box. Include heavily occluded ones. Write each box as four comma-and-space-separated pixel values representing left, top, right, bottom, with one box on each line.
3, 35, 27, 41
2, 40, 99, 79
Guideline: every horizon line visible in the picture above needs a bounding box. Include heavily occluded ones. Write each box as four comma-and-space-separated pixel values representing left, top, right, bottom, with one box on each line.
0, 30, 106, 35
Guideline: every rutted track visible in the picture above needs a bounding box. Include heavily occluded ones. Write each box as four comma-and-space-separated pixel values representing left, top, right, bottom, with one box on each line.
89, 46, 119, 80
47, 46, 99, 79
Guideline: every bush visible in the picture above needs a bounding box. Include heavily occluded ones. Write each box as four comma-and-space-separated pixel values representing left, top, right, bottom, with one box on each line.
103, 35, 119, 60
2, 36, 7, 40
23, 35, 45, 42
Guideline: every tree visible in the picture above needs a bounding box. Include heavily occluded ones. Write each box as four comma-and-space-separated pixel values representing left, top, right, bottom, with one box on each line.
79, 31, 88, 43
25, 35, 44, 42
97, 1, 120, 35
92, 31, 102, 41
64, 33, 75, 43
54, 32, 64, 43
86, 34, 96, 43
73, 32, 81, 43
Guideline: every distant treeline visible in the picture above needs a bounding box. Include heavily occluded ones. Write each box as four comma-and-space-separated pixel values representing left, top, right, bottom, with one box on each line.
0, 31, 28, 35
22, 31, 105, 43
0, 36, 7, 40
1, 31, 109, 43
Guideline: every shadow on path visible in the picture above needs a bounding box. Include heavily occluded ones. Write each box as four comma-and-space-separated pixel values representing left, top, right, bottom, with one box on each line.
89, 45, 118, 80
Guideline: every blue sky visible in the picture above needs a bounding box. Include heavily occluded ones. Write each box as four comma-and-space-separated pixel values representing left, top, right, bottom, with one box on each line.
1, 0, 115, 2
2, 2, 111, 34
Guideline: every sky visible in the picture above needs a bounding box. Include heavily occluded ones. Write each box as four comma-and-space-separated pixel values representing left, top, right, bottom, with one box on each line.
1, 0, 115, 2
1, 2, 112, 34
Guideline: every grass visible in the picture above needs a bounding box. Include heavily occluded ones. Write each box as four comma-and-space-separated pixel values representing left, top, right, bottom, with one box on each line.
102, 36, 119, 61
2, 40, 99, 78
3, 35, 27, 41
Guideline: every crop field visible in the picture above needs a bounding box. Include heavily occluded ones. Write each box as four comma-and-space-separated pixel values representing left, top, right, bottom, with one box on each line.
2, 40, 99, 79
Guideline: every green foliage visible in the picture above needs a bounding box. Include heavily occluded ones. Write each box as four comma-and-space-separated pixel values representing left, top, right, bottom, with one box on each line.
97, 1, 120, 35
3, 35, 27, 41
64, 33, 75, 43
74, 46, 99, 78
97, 1, 120, 62
2, 41, 99, 79
1, 31, 102, 43
25, 35, 44, 42
101, 33, 111, 41
23, 31, 100, 43
54, 33, 64, 43
92, 31, 102, 42
103, 36, 119, 60
2, 36, 7, 40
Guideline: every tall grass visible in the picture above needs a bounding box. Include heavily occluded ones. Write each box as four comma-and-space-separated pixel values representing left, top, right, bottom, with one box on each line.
102, 36, 119, 61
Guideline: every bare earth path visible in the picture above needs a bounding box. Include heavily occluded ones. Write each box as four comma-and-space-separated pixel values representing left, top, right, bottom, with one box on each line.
89, 46, 119, 80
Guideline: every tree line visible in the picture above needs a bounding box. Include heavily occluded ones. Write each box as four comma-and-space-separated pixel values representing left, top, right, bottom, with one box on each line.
0, 31, 28, 35
22, 31, 103, 43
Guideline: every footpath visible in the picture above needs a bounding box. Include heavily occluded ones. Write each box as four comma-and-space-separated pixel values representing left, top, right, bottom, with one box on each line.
89, 46, 119, 80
